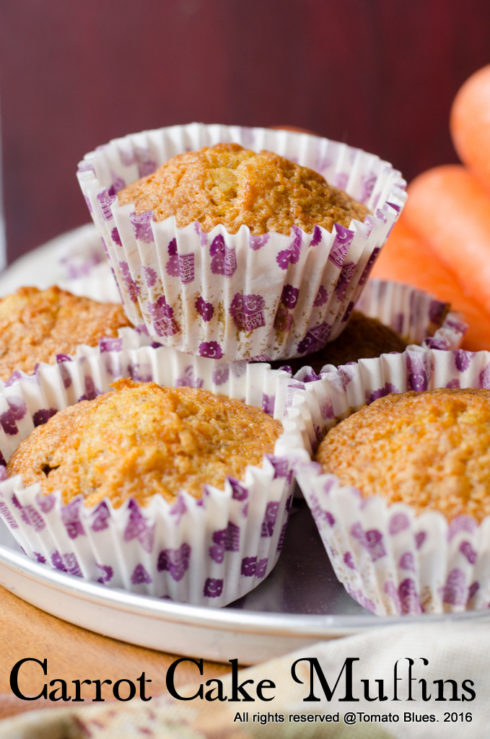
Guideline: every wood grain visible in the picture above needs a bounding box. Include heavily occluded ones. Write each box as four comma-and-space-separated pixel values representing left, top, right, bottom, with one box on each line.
0, 585, 228, 720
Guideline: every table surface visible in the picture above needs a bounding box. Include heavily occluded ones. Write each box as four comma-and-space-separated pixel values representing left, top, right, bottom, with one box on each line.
0, 585, 229, 720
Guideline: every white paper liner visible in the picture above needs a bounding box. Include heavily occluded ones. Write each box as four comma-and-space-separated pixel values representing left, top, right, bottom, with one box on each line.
58, 262, 121, 303
77, 123, 406, 361
287, 279, 467, 381
0, 326, 153, 390
0, 345, 309, 607
293, 347, 490, 615
356, 279, 467, 350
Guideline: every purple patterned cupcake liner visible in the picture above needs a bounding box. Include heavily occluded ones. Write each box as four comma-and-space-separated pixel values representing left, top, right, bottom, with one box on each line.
294, 347, 490, 615
77, 123, 406, 361
58, 260, 121, 304
0, 326, 153, 390
289, 278, 467, 381
356, 279, 466, 350
0, 344, 307, 607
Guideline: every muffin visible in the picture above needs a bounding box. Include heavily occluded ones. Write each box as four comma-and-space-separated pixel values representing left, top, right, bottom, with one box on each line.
78, 123, 406, 361
7, 379, 282, 509
269, 279, 465, 377
315, 388, 490, 523
0, 286, 131, 381
0, 343, 302, 606
272, 310, 408, 373
295, 347, 490, 614
117, 142, 370, 235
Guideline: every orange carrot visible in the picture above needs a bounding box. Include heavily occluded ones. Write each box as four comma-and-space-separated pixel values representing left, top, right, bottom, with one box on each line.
372, 217, 490, 350
372, 218, 457, 293
450, 65, 490, 193
271, 125, 318, 135
402, 165, 490, 315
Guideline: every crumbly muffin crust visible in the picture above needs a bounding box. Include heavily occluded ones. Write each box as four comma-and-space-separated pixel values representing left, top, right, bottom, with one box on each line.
7, 379, 283, 507
0, 286, 131, 380
117, 142, 369, 235
272, 311, 408, 372
315, 388, 490, 522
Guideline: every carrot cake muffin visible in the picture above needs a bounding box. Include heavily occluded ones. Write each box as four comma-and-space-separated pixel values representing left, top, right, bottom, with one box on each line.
315, 388, 490, 522
7, 379, 282, 508
79, 124, 405, 362
117, 142, 369, 235
0, 286, 131, 380
272, 311, 408, 372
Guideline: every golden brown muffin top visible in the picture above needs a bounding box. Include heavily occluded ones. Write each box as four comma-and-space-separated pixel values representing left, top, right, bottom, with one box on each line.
0, 286, 131, 381
7, 379, 282, 507
117, 142, 369, 235
272, 311, 408, 373
315, 388, 490, 522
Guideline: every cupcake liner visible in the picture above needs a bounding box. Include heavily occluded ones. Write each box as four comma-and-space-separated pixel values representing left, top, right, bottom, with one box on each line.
0, 345, 307, 607
287, 279, 467, 381
54, 223, 120, 302
77, 123, 406, 361
356, 279, 467, 350
58, 261, 121, 304
294, 347, 490, 615
0, 326, 153, 390
56, 226, 107, 281
57, 268, 467, 381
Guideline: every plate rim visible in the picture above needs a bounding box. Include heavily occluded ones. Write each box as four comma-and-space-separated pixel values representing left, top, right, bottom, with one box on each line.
2, 539, 488, 641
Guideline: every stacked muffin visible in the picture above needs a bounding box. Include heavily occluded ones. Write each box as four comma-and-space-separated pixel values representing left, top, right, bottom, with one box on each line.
5, 123, 485, 615
8, 123, 410, 604
78, 124, 406, 361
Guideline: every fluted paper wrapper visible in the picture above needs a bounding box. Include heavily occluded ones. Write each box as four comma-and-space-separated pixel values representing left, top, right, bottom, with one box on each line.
356, 279, 467, 349
295, 347, 490, 615
0, 343, 308, 607
0, 326, 153, 389
286, 278, 467, 381
77, 123, 406, 361
59, 263, 121, 304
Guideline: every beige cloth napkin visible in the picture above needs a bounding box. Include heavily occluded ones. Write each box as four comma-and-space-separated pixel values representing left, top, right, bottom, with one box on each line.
1, 622, 489, 738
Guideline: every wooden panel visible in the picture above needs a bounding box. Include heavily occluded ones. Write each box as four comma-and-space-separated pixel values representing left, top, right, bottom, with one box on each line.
1, 0, 489, 261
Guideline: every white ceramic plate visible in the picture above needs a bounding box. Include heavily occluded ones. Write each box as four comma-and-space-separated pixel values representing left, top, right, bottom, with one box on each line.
0, 229, 488, 665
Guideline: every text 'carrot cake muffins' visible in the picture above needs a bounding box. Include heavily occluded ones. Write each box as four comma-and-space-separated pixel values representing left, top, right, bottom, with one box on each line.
295, 347, 490, 615
77, 123, 406, 361
0, 344, 308, 606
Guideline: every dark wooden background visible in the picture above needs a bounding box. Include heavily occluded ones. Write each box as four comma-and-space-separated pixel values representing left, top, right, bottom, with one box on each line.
1, 0, 489, 263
